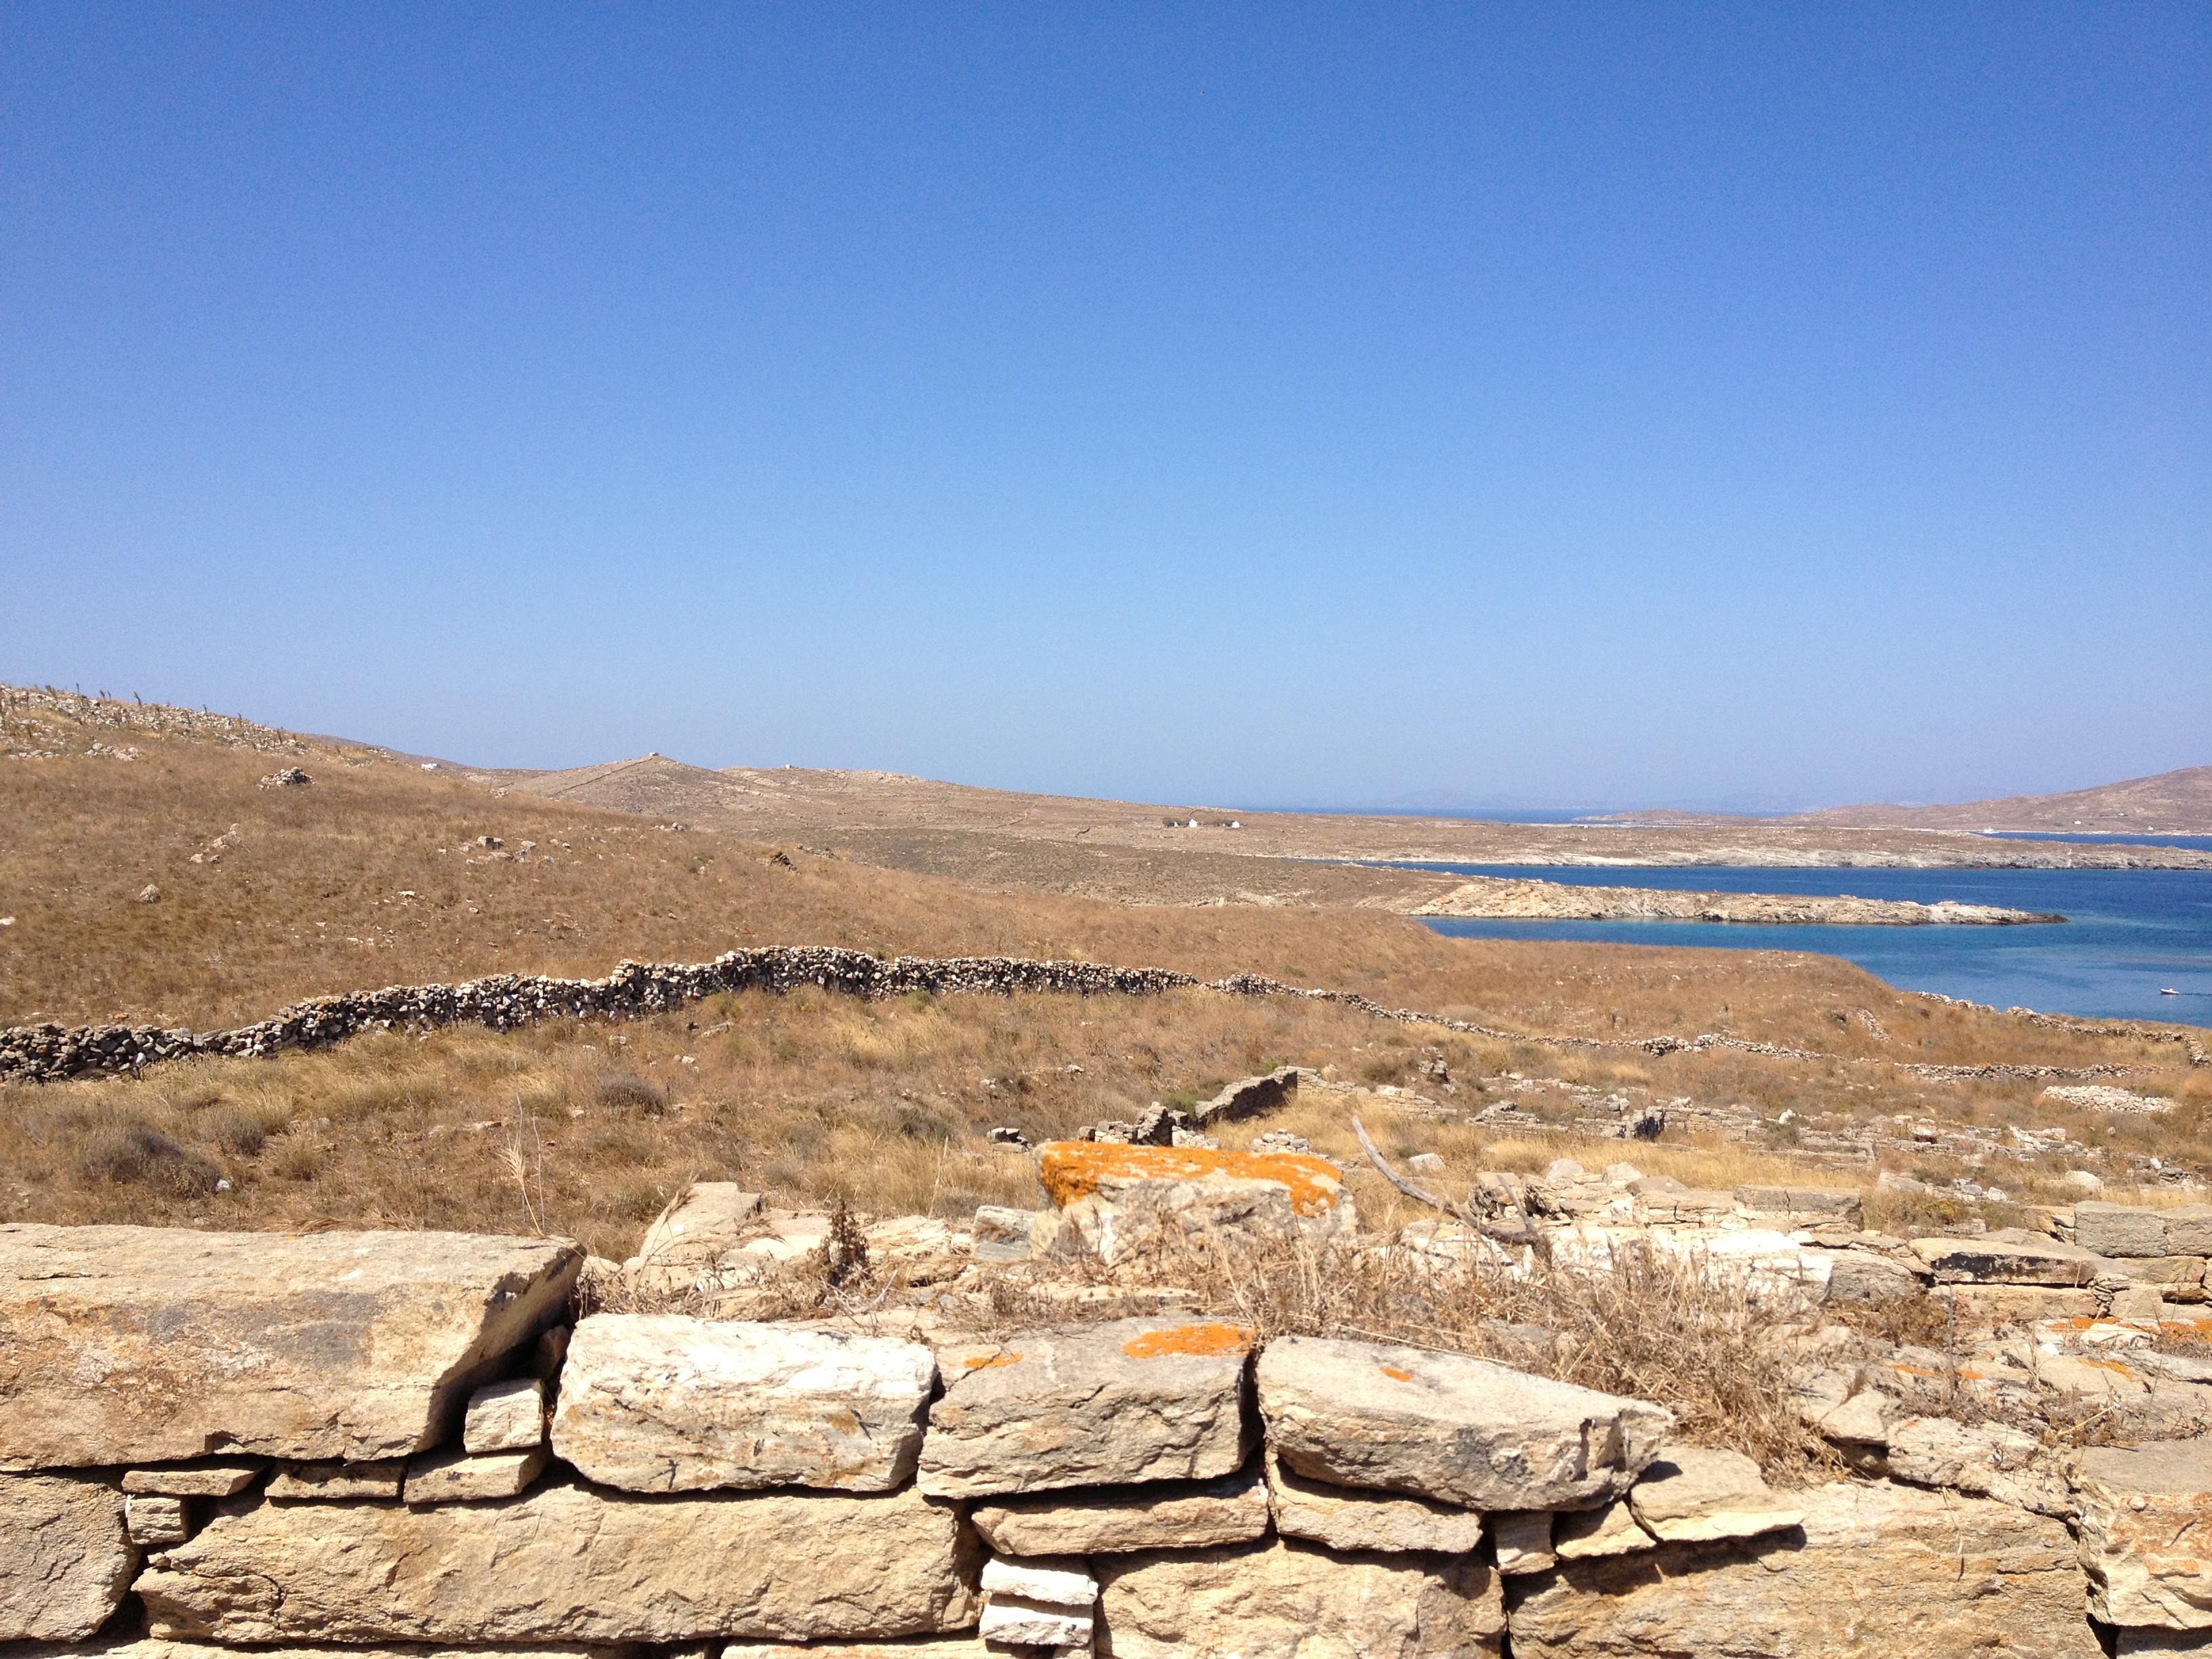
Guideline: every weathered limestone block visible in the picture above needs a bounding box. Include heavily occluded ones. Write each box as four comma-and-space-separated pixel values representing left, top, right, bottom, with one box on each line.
1912, 1233, 2104, 1286
553, 1315, 935, 1493
0, 1225, 579, 1468
970, 1465, 1269, 1555
2076, 1202, 2170, 1259
402, 1445, 549, 1504
462, 1377, 547, 1453
1492, 1510, 1556, 1574
135, 1476, 983, 1643
1193, 1067, 1299, 1126
1824, 1249, 1927, 1304
1506, 1479, 2099, 1659
919, 1317, 1254, 1498
2160, 1206, 2212, 1257
1885, 1415, 2068, 1515
626, 1183, 764, 1290
722, 1645, 986, 1658
1624, 1444, 1803, 1542
0, 1472, 136, 1641
971, 1205, 1039, 1263
1734, 1185, 1864, 1228
266, 1458, 405, 1500
1552, 1499, 1657, 1560
1936, 1284, 2100, 1334
1036, 1141, 1353, 1263
123, 1458, 265, 1498
1263, 1449, 1484, 1553
1097, 1537, 1504, 1658
1256, 1334, 1673, 1510
127, 1494, 191, 1545
2072, 1437, 2212, 1630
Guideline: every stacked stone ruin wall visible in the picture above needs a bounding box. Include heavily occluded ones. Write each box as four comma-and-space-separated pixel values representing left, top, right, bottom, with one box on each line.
5, 945, 2192, 1089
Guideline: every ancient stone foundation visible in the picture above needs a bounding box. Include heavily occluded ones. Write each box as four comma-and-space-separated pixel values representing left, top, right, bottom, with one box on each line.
7, 1202, 2209, 1658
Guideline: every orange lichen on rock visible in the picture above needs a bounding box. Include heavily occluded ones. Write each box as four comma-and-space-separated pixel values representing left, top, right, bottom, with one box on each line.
1121, 1322, 1255, 1361
1380, 1365, 1413, 1381
1037, 1141, 1343, 1216
963, 1351, 1023, 1370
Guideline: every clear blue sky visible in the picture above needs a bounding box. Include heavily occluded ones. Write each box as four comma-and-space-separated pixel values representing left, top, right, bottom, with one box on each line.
4, 5, 2205, 811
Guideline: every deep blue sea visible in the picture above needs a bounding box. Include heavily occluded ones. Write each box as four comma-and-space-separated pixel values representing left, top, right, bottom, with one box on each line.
1406, 865, 2212, 1025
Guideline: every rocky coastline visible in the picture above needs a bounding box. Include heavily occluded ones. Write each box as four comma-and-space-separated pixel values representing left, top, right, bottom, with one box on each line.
1414, 875, 2064, 926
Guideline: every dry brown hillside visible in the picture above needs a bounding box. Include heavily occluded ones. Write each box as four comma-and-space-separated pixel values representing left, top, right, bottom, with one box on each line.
1789, 763, 2212, 835
490, 753, 2212, 877
2, 685, 2205, 1256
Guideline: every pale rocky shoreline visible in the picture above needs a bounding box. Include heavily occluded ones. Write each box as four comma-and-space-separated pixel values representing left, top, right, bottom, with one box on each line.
1413, 874, 2066, 926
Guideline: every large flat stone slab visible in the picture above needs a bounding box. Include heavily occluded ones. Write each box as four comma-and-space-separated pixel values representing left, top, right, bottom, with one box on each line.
1256, 1335, 1673, 1510
1096, 1537, 1503, 1658
1036, 1142, 1353, 1263
0, 1472, 137, 1640
20, 1643, 629, 1659
552, 1314, 935, 1493
134, 1476, 981, 1643
1912, 1233, 2104, 1286
1507, 1479, 2098, 1658
2076, 1202, 2171, 1258
2072, 1437, 2212, 1629
970, 1465, 1270, 1555
0, 1225, 579, 1469
918, 1317, 1254, 1498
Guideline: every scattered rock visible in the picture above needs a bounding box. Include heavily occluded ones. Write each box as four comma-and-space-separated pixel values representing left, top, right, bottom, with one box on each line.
0, 1225, 579, 1469
1545, 1159, 1587, 1183
1406, 1152, 1446, 1174
972, 1204, 1040, 1263
0, 1472, 135, 1641
1256, 1334, 1673, 1510
2063, 1170, 2108, 1195
1095, 1536, 1504, 1658
986, 1126, 1030, 1149
136, 1476, 983, 1643
552, 1314, 936, 1494
1036, 1142, 1353, 1264
920, 1317, 1255, 1498
138, 884, 161, 903
1191, 1067, 1299, 1126
257, 768, 312, 788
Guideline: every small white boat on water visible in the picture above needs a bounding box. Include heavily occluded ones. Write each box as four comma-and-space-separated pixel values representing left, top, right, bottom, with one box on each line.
2162, 987, 2181, 996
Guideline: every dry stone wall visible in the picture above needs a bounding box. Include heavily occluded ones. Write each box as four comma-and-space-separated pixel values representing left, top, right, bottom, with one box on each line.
12, 1159, 2212, 1658
5, 944, 2187, 1088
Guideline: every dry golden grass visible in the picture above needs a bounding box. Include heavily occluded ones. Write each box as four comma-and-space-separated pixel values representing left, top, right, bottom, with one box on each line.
4, 691, 2207, 1252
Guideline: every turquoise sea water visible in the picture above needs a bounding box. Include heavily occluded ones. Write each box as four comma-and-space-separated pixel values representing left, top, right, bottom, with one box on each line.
1407, 865, 2212, 1025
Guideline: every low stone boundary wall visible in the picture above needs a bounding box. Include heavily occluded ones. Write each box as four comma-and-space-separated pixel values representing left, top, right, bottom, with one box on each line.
6, 1214, 2177, 1657
2, 947, 2177, 1087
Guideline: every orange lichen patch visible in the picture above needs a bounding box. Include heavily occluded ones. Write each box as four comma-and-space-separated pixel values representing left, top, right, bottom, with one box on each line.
1380, 1365, 1414, 1381
963, 1351, 1023, 1370
1122, 1322, 1255, 1360
1038, 1141, 1343, 1216
2160, 1319, 2212, 1339
2079, 1357, 2139, 1380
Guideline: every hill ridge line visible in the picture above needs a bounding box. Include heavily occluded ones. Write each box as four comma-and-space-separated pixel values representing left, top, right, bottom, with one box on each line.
3, 946, 2194, 1088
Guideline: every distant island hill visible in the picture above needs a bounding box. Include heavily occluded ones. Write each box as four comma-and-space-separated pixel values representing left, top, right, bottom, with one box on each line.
428, 752, 2209, 926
